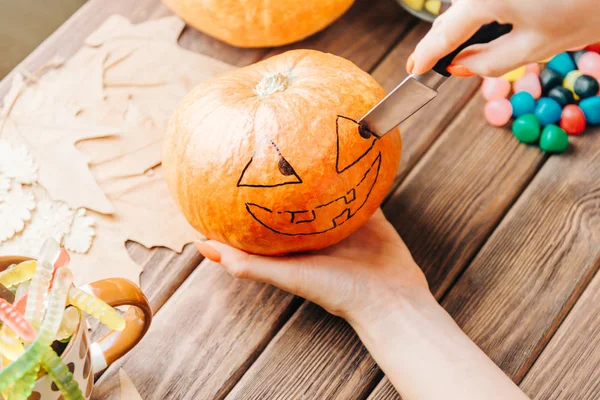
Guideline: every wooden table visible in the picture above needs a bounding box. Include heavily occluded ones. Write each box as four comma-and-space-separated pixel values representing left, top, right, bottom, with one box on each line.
3, 0, 600, 398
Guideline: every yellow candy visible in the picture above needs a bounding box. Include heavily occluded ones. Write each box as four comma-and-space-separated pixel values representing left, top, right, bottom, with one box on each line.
68, 287, 125, 331
56, 307, 80, 341
403, 0, 425, 11
424, 0, 441, 15
0, 261, 36, 288
564, 70, 583, 100
0, 327, 25, 361
502, 66, 526, 82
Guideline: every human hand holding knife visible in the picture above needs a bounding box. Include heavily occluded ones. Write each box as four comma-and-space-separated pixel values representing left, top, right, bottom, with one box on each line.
359, 22, 513, 138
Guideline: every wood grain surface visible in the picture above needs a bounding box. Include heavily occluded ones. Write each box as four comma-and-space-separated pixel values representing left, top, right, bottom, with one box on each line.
3, 0, 600, 399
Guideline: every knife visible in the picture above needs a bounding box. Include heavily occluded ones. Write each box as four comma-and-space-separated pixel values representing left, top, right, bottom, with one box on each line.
359, 22, 513, 138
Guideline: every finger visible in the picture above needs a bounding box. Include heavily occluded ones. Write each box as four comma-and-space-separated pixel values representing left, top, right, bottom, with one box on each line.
195, 240, 313, 296
452, 30, 546, 77
412, 0, 496, 74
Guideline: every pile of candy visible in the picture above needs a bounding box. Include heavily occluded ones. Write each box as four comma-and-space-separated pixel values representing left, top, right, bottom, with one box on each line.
482, 43, 600, 153
0, 238, 126, 399
399, 0, 444, 20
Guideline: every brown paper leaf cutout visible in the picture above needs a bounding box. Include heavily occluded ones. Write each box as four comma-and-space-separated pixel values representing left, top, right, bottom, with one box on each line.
119, 368, 143, 400
0, 199, 73, 255
99, 167, 203, 252
1, 117, 118, 213
69, 213, 141, 285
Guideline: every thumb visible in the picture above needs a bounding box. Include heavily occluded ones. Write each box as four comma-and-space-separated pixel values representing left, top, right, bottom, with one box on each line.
194, 240, 313, 297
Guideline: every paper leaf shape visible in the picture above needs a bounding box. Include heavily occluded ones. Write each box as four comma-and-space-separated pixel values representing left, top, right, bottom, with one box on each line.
100, 167, 203, 252
0, 117, 119, 213
63, 208, 96, 253
0, 174, 9, 202
0, 139, 38, 184
68, 214, 141, 285
0, 183, 36, 242
0, 199, 73, 255
119, 368, 143, 400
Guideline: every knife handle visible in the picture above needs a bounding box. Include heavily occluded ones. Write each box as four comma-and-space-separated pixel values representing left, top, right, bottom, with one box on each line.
432, 22, 513, 77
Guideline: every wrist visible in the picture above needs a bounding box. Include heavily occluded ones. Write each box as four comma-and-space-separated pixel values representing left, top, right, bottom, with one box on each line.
347, 285, 437, 339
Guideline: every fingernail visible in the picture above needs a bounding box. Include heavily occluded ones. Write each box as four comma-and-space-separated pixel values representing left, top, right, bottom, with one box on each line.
447, 64, 475, 77
406, 53, 415, 74
194, 240, 221, 263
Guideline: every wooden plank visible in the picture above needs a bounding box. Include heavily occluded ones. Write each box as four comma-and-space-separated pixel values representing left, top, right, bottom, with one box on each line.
93, 260, 303, 400
370, 122, 600, 400
223, 53, 541, 400
520, 262, 600, 399
88, 0, 419, 398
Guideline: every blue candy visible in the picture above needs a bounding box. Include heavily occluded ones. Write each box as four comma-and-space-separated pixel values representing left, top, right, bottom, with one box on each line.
546, 53, 576, 77
510, 92, 536, 118
535, 97, 563, 126
580, 96, 600, 125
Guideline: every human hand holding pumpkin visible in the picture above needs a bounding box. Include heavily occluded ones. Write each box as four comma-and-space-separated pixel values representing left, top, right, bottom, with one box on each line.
195, 208, 428, 326
196, 210, 530, 400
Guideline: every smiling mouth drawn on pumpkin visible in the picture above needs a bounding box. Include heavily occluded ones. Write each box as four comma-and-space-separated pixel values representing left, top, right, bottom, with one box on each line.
246, 152, 381, 236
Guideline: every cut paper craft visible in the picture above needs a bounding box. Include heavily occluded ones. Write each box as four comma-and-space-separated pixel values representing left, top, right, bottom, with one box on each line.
0, 183, 35, 242
0, 117, 118, 214
0, 15, 232, 285
69, 215, 141, 286
0, 199, 74, 256
0, 174, 9, 201
0, 139, 38, 184
63, 209, 96, 254
99, 166, 203, 252
119, 368, 143, 400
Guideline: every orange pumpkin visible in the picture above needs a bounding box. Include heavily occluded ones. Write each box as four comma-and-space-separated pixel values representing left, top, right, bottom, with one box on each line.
161, 0, 355, 48
163, 50, 401, 255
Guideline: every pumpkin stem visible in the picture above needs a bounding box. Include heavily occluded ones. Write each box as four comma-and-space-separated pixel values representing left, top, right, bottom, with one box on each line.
254, 72, 289, 97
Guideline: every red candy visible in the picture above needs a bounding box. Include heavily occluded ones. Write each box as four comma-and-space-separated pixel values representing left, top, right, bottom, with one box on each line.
560, 105, 587, 135
585, 42, 600, 54
524, 63, 541, 75
0, 299, 37, 342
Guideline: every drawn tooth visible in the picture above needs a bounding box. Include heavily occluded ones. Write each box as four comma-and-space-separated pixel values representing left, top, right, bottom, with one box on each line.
344, 189, 356, 204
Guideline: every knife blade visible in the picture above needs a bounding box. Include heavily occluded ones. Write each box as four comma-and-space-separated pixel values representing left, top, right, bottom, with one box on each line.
359, 21, 513, 138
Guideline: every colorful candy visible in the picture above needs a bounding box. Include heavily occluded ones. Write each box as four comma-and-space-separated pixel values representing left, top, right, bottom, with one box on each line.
535, 97, 563, 125
424, 0, 441, 15
512, 114, 541, 144
0, 327, 25, 361
0, 283, 14, 303
0, 260, 36, 288
524, 63, 541, 76
484, 99, 512, 127
510, 92, 536, 117
68, 287, 126, 331
548, 86, 575, 107
0, 267, 72, 391
403, 0, 425, 10
577, 51, 600, 80
580, 96, 600, 124
503, 66, 526, 82
585, 42, 600, 53
564, 70, 583, 100
547, 53, 576, 77
0, 298, 37, 342
482, 77, 511, 101
25, 238, 60, 329
540, 125, 569, 152
513, 73, 542, 99
560, 105, 587, 135
56, 306, 80, 341
9, 365, 40, 400
41, 348, 85, 400
574, 75, 600, 99
540, 68, 564, 95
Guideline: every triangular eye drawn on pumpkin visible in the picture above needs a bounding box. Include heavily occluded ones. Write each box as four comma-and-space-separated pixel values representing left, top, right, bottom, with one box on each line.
336, 115, 378, 173
237, 137, 303, 188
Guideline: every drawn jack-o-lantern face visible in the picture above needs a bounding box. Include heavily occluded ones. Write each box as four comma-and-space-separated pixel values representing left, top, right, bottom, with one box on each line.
163, 50, 402, 255
238, 116, 384, 236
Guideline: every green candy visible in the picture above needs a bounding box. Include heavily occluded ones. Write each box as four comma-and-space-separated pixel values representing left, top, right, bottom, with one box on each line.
512, 114, 541, 144
540, 124, 569, 153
